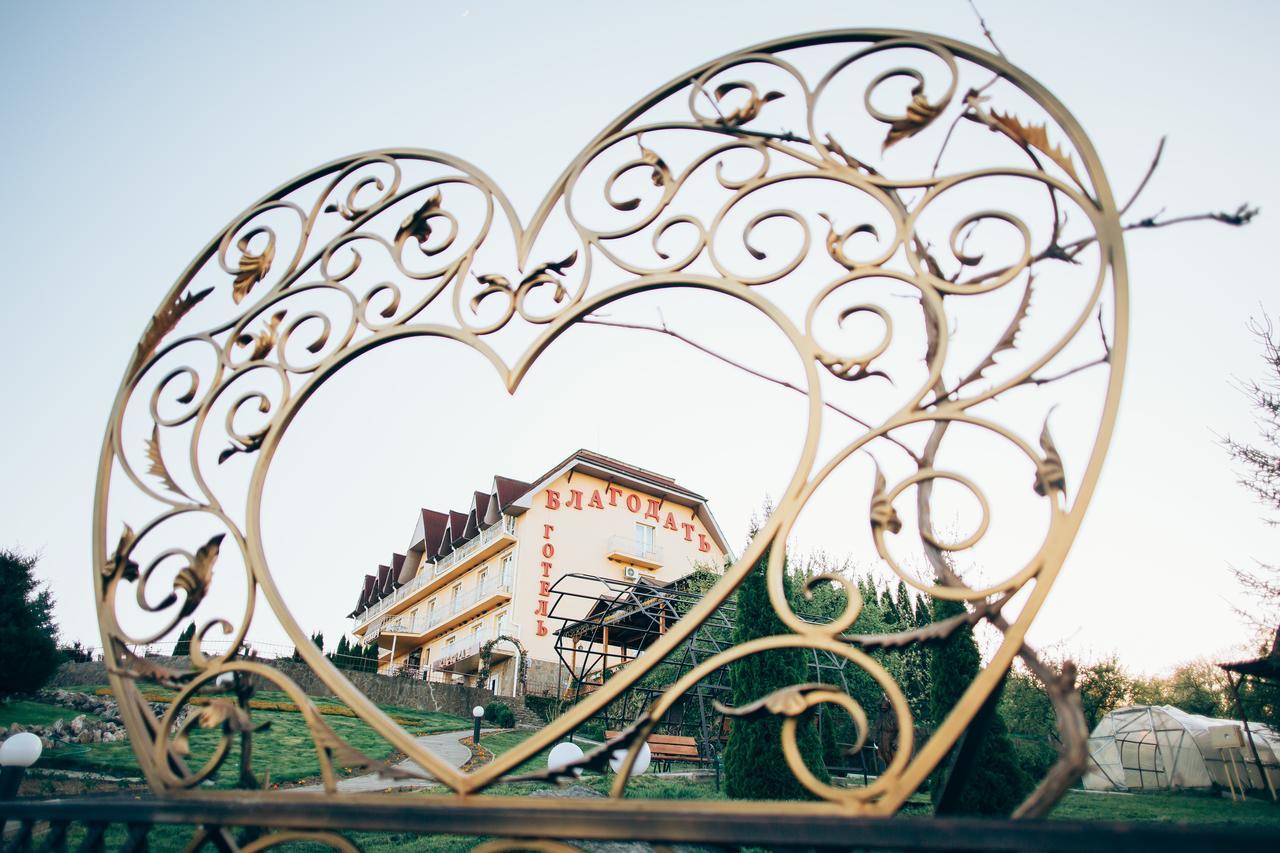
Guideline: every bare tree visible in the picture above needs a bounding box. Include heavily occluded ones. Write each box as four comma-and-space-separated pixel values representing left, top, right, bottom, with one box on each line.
1223, 315, 1280, 632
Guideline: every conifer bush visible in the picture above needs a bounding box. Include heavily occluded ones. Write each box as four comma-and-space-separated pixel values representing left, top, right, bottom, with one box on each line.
928, 597, 1031, 814
0, 548, 61, 698
172, 623, 195, 657
723, 550, 829, 799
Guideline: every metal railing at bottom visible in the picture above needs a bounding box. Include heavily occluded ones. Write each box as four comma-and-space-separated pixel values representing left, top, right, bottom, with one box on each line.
1, 794, 1278, 852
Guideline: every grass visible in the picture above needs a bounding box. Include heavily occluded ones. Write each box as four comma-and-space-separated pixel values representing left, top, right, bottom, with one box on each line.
47, 778, 1280, 852
32, 687, 1280, 848
36, 685, 468, 787
0, 699, 101, 728
1051, 789, 1280, 828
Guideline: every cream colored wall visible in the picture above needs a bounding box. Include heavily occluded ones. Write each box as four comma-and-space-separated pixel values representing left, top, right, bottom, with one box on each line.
378, 546, 515, 684
511, 470, 726, 663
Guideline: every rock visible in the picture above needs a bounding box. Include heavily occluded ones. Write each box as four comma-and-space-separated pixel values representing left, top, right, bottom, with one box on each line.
77, 731, 94, 745
41, 738, 53, 750
70, 715, 87, 735
8, 723, 24, 735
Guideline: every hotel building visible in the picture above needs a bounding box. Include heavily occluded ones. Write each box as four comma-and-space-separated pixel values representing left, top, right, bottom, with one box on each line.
347, 450, 730, 696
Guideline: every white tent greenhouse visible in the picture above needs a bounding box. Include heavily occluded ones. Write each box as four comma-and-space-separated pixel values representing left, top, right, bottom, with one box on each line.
1083, 705, 1280, 794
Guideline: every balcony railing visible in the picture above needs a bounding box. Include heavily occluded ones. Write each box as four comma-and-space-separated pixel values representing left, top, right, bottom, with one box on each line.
434, 516, 517, 578
434, 638, 485, 671
606, 534, 663, 566
352, 515, 516, 626
371, 579, 512, 639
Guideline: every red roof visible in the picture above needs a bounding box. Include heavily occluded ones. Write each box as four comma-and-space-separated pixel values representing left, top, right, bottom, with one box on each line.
494, 476, 532, 510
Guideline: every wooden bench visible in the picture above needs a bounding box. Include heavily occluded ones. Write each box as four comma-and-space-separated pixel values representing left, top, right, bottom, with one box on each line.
606, 731, 709, 772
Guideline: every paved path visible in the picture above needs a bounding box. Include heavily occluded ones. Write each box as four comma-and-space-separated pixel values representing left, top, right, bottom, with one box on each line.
294, 728, 493, 793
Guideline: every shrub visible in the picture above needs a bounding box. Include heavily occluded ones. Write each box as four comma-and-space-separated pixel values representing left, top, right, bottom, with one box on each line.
576, 720, 604, 742
523, 695, 560, 723
485, 702, 515, 728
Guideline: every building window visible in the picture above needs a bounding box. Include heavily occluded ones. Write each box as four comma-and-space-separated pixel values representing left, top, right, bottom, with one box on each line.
500, 552, 513, 586
451, 583, 462, 613
446, 634, 456, 656
477, 567, 488, 593
427, 598, 437, 625
634, 522, 655, 556
495, 609, 509, 637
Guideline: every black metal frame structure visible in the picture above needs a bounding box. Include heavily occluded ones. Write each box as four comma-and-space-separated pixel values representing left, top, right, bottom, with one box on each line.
546, 572, 877, 778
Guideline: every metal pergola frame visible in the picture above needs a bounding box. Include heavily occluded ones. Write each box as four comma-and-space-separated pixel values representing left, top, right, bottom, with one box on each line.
545, 571, 877, 778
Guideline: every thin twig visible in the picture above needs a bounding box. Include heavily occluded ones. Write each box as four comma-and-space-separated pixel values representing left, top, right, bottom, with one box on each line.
930, 110, 970, 177
1026, 356, 1109, 387
693, 79, 729, 125
962, 203, 1258, 287
967, 0, 1009, 60
1120, 136, 1166, 216
580, 316, 923, 464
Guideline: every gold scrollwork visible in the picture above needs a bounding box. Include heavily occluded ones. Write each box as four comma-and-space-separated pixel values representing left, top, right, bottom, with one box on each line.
94, 27, 1126, 823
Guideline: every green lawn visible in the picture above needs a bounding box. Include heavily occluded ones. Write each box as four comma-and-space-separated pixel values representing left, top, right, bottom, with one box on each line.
0, 700, 101, 728
31, 689, 1280, 848
35, 685, 467, 787
1051, 789, 1280, 828
56, 786, 1280, 852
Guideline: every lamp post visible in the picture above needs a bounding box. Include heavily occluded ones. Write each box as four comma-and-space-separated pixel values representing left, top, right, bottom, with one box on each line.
0, 732, 43, 799
472, 705, 484, 748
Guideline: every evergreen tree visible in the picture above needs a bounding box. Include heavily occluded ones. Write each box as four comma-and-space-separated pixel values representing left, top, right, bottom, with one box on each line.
928, 598, 1031, 814
881, 585, 902, 627
332, 635, 350, 668
723, 549, 830, 799
896, 591, 932, 723
1, 548, 61, 698
172, 623, 196, 657
364, 642, 379, 672
311, 631, 325, 653
894, 581, 913, 626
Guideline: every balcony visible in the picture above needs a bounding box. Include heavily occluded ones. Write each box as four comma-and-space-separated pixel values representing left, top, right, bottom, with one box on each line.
365, 579, 513, 647
433, 515, 517, 581
352, 515, 516, 629
434, 637, 515, 675
605, 534, 664, 570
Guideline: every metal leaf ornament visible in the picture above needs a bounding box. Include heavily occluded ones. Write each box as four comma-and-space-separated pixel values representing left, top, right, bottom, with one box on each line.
231, 232, 274, 304
174, 533, 224, 618
882, 82, 946, 151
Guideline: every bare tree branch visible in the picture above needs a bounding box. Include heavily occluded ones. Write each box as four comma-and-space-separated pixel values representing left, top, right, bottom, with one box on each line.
580, 315, 923, 464
1120, 137, 1166, 216
967, 0, 1009, 60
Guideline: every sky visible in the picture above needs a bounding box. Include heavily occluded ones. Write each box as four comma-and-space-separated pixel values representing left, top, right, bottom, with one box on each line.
2, 0, 1279, 676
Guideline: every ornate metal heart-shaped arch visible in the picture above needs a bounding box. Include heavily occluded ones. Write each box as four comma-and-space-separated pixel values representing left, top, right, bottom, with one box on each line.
94, 26, 1125, 835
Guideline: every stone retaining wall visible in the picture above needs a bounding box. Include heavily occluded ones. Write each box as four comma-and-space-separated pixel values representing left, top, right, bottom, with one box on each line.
50, 657, 542, 727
